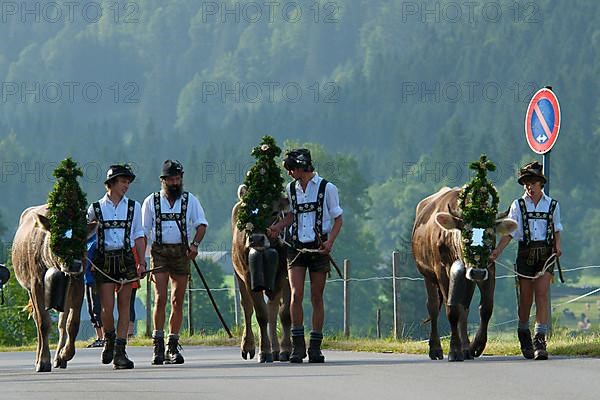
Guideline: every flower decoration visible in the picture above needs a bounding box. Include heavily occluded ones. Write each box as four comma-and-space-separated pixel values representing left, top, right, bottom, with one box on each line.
237, 136, 285, 233
457, 154, 499, 268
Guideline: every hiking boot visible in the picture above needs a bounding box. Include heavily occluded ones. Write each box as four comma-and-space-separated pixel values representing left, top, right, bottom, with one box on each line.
151, 337, 165, 365
308, 338, 325, 363
113, 341, 134, 370
101, 330, 116, 364
289, 335, 306, 363
533, 333, 548, 360
517, 329, 534, 359
164, 336, 184, 364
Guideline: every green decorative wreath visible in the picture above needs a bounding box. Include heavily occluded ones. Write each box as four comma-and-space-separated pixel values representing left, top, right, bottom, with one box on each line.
457, 155, 499, 267
237, 136, 285, 234
47, 158, 88, 266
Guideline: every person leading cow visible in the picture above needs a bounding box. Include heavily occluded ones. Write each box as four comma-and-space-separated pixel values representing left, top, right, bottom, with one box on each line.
268, 148, 343, 363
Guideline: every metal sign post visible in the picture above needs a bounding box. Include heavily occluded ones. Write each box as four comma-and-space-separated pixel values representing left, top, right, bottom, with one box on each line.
525, 85, 560, 337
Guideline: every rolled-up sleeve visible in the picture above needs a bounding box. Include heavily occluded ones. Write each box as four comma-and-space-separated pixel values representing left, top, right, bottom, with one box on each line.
325, 183, 343, 219
131, 202, 145, 241
189, 194, 208, 229
507, 199, 522, 241
86, 204, 96, 223
553, 202, 563, 232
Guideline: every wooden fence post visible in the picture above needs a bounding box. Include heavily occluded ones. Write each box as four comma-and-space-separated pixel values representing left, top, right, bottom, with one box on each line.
343, 259, 350, 338
187, 276, 194, 335
392, 251, 400, 340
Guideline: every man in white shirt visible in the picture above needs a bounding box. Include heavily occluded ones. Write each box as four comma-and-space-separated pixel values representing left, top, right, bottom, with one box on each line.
268, 149, 343, 364
490, 161, 562, 360
142, 160, 208, 365
87, 164, 146, 369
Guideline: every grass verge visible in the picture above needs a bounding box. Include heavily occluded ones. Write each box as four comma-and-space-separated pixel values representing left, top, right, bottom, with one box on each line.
3, 331, 598, 357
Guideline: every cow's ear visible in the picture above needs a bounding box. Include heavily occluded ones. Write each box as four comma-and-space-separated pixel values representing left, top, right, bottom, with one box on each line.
435, 212, 462, 231
495, 218, 517, 236
86, 222, 98, 239
34, 214, 52, 231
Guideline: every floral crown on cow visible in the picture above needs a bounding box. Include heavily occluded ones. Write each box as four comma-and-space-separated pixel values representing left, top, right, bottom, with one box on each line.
457, 155, 499, 268
237, 136, 285, 233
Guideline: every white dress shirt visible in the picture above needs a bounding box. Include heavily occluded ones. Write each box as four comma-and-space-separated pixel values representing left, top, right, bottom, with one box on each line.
141, 191, 208, 244
508, 191, 562, 242
87, 194, 144, 251
285, 172, 343, 243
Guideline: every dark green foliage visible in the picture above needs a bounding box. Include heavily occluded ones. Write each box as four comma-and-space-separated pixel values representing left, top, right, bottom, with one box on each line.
0, 261, 38, 346
457, 155, 500, 268
47, 158, 88, 266
236, 136, 284, 234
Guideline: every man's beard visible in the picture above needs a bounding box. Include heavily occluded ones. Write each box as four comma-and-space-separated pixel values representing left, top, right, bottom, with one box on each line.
163, 182, 183, 198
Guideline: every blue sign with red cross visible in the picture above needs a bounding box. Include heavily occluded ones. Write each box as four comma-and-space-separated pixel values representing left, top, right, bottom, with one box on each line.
525, 88, 561, 154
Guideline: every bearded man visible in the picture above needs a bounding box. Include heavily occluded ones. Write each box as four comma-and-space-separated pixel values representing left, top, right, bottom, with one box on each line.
141, 160, 208, 365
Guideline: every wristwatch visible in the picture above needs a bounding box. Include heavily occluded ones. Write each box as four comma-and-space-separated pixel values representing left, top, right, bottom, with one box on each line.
191, 240, 201, 248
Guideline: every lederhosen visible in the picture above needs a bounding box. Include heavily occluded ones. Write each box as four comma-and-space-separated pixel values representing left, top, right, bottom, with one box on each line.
286, 179, 330, 272
516, 198, 558, 278
150, 192, 191, 275
92, 199, 137, 284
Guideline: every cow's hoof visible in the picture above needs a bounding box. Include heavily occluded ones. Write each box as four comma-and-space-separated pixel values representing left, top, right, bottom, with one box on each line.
242, 350, 256, 360
470, 341, 486, 358
53, 358, 67, 369
36, 362, 52, 372
447, 351, 464, 362
272, 351, 280, 361
463, 349, 474, 360
429, 349, 443, 360
259, 352, 273, 363
279, 351, 290, 362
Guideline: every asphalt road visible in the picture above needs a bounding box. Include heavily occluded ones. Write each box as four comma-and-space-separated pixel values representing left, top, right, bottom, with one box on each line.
0, 346, 597, 400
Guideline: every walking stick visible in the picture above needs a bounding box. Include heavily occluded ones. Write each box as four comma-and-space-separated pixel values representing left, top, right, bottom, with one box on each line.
175, 219, 233, 338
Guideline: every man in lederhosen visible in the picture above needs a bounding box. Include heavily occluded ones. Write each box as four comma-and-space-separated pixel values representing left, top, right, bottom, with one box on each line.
87, 164, 146, 369
268, 149, 343, 363
490, 161, 563, 360
142, 160, 208, 365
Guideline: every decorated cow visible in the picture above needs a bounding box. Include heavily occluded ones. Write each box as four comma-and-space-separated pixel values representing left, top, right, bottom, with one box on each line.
411, 155, 516, 361
11, 159, 95, 372
231, 136, 291, 363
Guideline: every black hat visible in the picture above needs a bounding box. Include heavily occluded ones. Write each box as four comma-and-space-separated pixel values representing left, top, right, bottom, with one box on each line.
518, 161, 546, 185
160, 160, 184, 178
283, 148, 313, 171
104, 164, 136, 185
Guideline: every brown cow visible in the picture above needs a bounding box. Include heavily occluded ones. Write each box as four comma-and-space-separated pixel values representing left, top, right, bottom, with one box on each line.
231, 185, 291, 363
11, 205, 96, 372
411, 187, 516, 362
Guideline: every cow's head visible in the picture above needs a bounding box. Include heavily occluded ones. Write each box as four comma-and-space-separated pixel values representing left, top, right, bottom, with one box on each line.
34, 213, 98, 275
238, 184, 289, 251
435, 206, 517, 280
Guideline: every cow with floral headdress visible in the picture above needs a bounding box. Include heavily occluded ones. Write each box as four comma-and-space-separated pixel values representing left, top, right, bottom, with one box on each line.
411, 155, 517, 361
231, 136, 291, 363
